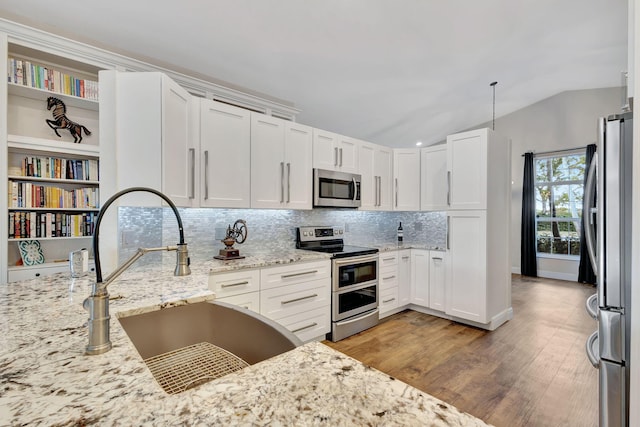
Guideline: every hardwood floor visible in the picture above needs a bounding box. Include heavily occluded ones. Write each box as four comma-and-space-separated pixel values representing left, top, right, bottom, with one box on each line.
324, 275, 598, 427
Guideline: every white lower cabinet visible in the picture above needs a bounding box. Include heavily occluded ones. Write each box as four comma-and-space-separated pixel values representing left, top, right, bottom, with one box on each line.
410, 249, 429, 307
397, 250, 411, 306
378, 251, 399, 318
428, 251, 446, 311
209, 259, 331, 342
260, 260, 331, 342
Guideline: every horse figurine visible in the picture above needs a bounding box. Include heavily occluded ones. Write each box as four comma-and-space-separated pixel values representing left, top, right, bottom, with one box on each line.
45, 97, 91, 143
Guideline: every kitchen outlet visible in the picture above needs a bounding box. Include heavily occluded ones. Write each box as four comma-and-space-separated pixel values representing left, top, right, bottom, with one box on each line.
344, 223, 350, 233
121, 230, 134, 248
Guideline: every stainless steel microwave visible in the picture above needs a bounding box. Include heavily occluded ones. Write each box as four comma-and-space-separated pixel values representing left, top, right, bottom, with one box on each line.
313, 169, 361, 208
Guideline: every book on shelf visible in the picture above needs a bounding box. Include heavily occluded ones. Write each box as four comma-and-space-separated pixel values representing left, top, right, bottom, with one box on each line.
8, 211, 96, 238
7, 57, 99, 101
17, 155, 99, 181
8, 181, 99, 209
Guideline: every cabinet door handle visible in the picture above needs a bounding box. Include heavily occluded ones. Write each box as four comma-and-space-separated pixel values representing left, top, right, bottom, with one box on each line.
221, 281, 249, 288
281, 270, 318, 279
204, 150, 209, 200
339, 148, 343, 166
395, 178, 398, 207
447, 171, 451, 206
383, 298, 396, 303
432, 257, 443, 261
189, 148, 195, 199
382, 257, 395, 261
292, 322, 318, 333
287, 162, 291, 203
378, 176, 382, 207
281, 294, 318, 305
383, 275, 396, 280
446, 216, 450, 250
402, 256, 410, 260
334, 147, 339, 166
280, 162, 285, 203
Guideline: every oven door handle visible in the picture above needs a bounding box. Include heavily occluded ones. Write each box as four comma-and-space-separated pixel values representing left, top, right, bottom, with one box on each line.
334, 308, 379, 326
333, 254, 378, 266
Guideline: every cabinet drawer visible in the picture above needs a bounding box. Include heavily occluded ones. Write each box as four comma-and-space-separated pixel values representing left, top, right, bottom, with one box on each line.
260, 260, 330, 290
216, 292, 260, 313
277, 306, 330, 342
260, 278, 330, 321
209, 269, 260, 298
379, 267, 398, 291
378, 252, 398, 268
379, 286, 399, 314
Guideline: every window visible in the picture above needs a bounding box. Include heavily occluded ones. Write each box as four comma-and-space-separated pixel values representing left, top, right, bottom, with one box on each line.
534, 151, 586, 258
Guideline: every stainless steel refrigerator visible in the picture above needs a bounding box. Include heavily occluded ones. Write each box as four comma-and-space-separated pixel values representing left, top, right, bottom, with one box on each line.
584, 112, 633, 426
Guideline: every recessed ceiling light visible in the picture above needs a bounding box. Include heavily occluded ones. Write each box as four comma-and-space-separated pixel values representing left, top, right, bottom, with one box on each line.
416, 141, 423, 146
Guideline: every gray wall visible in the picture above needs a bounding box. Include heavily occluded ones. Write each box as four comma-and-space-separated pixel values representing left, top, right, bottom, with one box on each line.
490, 87, 623, 280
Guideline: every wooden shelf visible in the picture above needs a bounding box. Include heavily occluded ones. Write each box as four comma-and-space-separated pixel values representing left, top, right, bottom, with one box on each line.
8, 175, 99, 186
8, 134, 99, 157
8, 82, 99, 110
9, 236, 93, 242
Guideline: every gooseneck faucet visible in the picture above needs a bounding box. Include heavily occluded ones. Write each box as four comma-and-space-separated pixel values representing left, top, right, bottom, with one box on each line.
84, 187, 191, 355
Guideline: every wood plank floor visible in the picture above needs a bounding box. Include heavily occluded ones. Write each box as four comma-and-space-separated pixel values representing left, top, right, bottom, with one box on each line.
325, 274, 598, 427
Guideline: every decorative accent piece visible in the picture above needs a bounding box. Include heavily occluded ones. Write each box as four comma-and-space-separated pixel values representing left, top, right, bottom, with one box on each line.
18, 240, 45, 266
214, 220, 248, 260
45, 97, 92, 143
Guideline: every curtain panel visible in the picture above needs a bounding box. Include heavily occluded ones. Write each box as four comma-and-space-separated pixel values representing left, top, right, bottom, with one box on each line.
521, 152, 537, 277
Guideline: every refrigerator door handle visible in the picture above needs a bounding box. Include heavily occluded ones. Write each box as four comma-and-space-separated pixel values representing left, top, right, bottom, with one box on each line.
586, 293, 599, 320
586, 330, 599, 368
583, 151, 598, 277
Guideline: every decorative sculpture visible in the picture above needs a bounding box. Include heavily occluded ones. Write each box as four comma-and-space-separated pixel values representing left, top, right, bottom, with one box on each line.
214, 219, 248, 260
45, 97, 91, 143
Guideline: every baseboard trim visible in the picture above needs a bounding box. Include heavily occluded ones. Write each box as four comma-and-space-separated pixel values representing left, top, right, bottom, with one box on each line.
511, 266, 577, 282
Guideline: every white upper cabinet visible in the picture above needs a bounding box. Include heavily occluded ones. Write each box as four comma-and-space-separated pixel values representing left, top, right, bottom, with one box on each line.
393, 149, 421, 211
313, 129, 358, 174
358, 141, 392, 211
161, 75, 195, 207
199, 98, 251, 208
251, 114, 312, 209
420, 144, 448, 211
447, 129, 488, 210
101, 71, 193, 207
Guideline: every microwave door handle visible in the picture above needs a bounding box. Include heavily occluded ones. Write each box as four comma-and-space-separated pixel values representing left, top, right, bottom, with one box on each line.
583, 152, 598, 277
352, 177, 357, 202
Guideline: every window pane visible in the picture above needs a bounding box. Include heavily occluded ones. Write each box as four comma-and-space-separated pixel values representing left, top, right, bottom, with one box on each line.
551, 184, 583, 218
535, 185, 551, 217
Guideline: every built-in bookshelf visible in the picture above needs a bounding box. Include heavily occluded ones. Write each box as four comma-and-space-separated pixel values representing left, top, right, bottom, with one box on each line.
4, 42, 102, 283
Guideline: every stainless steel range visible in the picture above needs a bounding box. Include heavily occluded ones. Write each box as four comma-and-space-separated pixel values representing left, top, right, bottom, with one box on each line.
296, 226, 379, 342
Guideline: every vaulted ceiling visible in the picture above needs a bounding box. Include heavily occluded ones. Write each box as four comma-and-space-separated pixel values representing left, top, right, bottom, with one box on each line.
1, 0, 629, 148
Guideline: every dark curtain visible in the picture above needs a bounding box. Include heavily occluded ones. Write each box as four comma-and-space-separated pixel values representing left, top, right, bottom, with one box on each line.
521, 152, 537, 277
578, 144, 597, 284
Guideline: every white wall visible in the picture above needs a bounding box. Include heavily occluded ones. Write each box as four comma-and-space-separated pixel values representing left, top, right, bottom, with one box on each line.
487, 87, 623, 280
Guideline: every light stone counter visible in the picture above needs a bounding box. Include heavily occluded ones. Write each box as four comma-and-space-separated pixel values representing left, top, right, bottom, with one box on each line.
204, 248, 332, 274
0, 262, 490, 426
376, 243, 446, 252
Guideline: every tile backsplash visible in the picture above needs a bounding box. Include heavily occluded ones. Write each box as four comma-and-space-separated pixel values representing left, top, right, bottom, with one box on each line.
118, 207, 446, 265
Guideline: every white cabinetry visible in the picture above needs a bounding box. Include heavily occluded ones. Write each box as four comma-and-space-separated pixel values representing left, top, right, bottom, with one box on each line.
378, 251, 399, 317
199, 98, 251, 208
445, 127, 511, 330
100, 71, 194, 207
359, 141, 392, 210
251, 114, 313, 209
260, 260, 331, 342
397, 249, 411, 306
428, 251, 446, 311
410, 249, 429, 307
312, 129, 358, 173
420, 145, 448, 211
209, 269, 261, 312
393, 149, 421, 211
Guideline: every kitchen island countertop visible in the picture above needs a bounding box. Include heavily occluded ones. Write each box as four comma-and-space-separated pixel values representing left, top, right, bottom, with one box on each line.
0, 264, 490, 426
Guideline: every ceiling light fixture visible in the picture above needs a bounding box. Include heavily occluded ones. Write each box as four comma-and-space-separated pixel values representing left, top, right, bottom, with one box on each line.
416, 141, 423, 146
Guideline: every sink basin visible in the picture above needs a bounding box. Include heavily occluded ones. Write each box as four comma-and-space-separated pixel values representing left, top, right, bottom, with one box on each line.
118, 300, 302, 394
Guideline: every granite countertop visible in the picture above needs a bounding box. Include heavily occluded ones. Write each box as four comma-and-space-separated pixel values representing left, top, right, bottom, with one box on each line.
204, 248, 332, 274
0, 262, 489, 426
376, 243, 446, 252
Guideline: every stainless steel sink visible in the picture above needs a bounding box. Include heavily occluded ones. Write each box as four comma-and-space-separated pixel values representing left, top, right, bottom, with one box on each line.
118, 300, 301, 394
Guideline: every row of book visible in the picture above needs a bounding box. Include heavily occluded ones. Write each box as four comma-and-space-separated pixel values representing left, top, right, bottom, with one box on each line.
16, 156, 99, 181
8, 211, 96, 239
7, 57, 99, 101
8, 182, 99, 209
